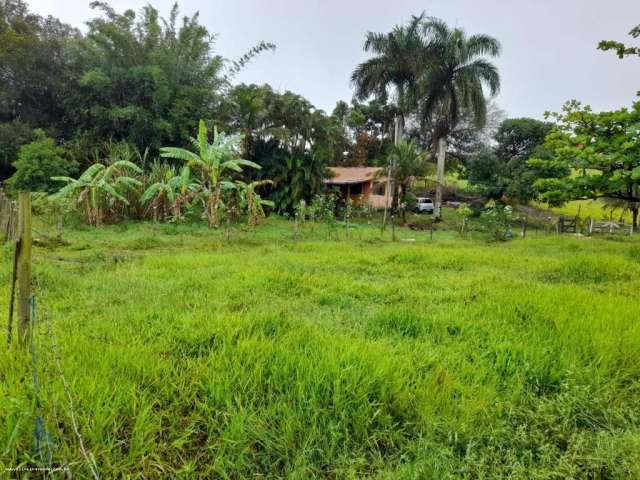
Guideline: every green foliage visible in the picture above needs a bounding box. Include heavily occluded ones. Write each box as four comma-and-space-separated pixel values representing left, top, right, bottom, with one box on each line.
6, 130, 76, 192
467, 118, 556, 203
160, 120, 261, 227
385, 139, 427, 210
417, 18, 501, 140
0, 0, 79, 131
478, 201, 515, 240
237, 179, 274, 227
52, 158, 142, 225
598, 24, 640, 59
71, 2, 224, 152
533, 101, 640, 227
0, 120, 33, 178
351, 13, 428, 116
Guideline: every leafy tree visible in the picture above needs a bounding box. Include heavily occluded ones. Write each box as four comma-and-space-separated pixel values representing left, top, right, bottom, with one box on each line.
0, 0, 80, 178
533, 100, 640, 230
0, 0, 80, 129
6, 130, 76, 192
0, 120, 33, 178
70, 2, 224, 152
598, 24, 640, 59
466, 118, 553, 202
466, 148, 504, 199
52, 159, 142, 225
417, 18, 501, 217
160, 120, 260, 227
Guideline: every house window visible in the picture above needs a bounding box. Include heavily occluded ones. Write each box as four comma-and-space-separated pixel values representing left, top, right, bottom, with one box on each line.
372, 183, 385, 195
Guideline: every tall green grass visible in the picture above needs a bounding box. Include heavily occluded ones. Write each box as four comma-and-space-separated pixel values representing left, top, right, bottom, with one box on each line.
1, 219, 639, 478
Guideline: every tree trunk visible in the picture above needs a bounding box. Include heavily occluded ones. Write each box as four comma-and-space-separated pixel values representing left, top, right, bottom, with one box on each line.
382, 115, 404, 230
632, 206, 638, 233
435, 137, 446, 219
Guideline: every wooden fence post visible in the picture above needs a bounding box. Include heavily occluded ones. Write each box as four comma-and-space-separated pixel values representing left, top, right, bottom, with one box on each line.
391, 215, 396, 242
17, 192, 32, 346
520, 217, 527, 238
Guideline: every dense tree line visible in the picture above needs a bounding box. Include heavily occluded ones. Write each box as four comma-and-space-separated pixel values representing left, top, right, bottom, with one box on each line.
5, 0, 635, 225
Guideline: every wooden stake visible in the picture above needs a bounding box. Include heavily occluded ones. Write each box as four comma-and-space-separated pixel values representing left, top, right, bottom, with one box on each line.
391, 215, 396, 242
6, 239, 19, 345
17, 192, 31, 346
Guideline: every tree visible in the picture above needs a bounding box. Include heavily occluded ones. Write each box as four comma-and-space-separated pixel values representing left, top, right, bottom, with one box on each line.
0, 0, 80, 179
351, 13, 427, 143
417, 18, 501, 218
6, 130, 77, 192
0, 0, 80, 128
598, 24, 640, 59
160, 120, 261, 227
533, 100, 640, 230
384, 140, 427, 219
52, 159, 142, 225
466, 118, 553, 202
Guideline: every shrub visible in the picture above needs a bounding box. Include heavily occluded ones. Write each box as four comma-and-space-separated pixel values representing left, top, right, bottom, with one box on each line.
6, 130, 77, 192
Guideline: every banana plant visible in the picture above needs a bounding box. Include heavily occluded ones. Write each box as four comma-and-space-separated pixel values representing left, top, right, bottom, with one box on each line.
160, 120, 261, 227
52, 161, 142, 225
140, 166, 198, 222
237, 179, 275, 227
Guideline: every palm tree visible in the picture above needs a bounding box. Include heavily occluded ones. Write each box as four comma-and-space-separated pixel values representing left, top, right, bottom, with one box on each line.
52, 161, 142, 225
386, 140, 428, 221
417, 19, 501, 218
350, 13, 428, 143
160, 120, 261, 227
351, 14, 430, 227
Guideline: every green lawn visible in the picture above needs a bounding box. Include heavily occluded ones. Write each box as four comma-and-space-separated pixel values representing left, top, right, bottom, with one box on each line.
1, 219, 640, 478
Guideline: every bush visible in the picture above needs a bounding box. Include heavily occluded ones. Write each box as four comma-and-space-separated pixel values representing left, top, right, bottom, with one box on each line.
6, 130, 77, 192
479, 201, 515, 240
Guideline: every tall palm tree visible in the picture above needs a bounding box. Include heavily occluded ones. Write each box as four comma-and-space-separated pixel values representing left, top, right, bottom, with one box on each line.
350, 13, 428, 144
160, 120, 261, 227
417, 19, 501, 218
351, 14, 430, 227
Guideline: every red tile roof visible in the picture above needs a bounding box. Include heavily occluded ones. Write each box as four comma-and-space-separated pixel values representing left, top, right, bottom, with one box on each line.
324, 167, 385, 185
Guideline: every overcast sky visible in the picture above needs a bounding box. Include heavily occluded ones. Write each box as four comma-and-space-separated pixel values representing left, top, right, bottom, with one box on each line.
28, 0, 640, 119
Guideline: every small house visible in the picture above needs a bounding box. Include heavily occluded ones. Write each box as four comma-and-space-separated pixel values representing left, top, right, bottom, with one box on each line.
324, 167, 390, 209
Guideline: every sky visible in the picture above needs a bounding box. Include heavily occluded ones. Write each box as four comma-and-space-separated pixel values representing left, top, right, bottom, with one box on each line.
28, 0, 640, 119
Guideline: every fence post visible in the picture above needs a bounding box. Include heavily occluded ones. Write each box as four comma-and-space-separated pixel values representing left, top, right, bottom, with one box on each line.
520, 217, 527, 238
391, 215, 396, 242
557, 216, 564, 234
17, 192, 32, 346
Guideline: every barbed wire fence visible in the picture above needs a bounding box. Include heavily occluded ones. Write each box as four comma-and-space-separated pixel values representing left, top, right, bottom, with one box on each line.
3, 190, 100, 478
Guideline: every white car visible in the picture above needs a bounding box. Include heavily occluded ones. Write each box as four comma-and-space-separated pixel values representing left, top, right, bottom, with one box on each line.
416, 197, 434, 214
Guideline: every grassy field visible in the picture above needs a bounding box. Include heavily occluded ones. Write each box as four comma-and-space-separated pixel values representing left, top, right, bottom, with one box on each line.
1, 218, 640, 478
533, 199, 633, 223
